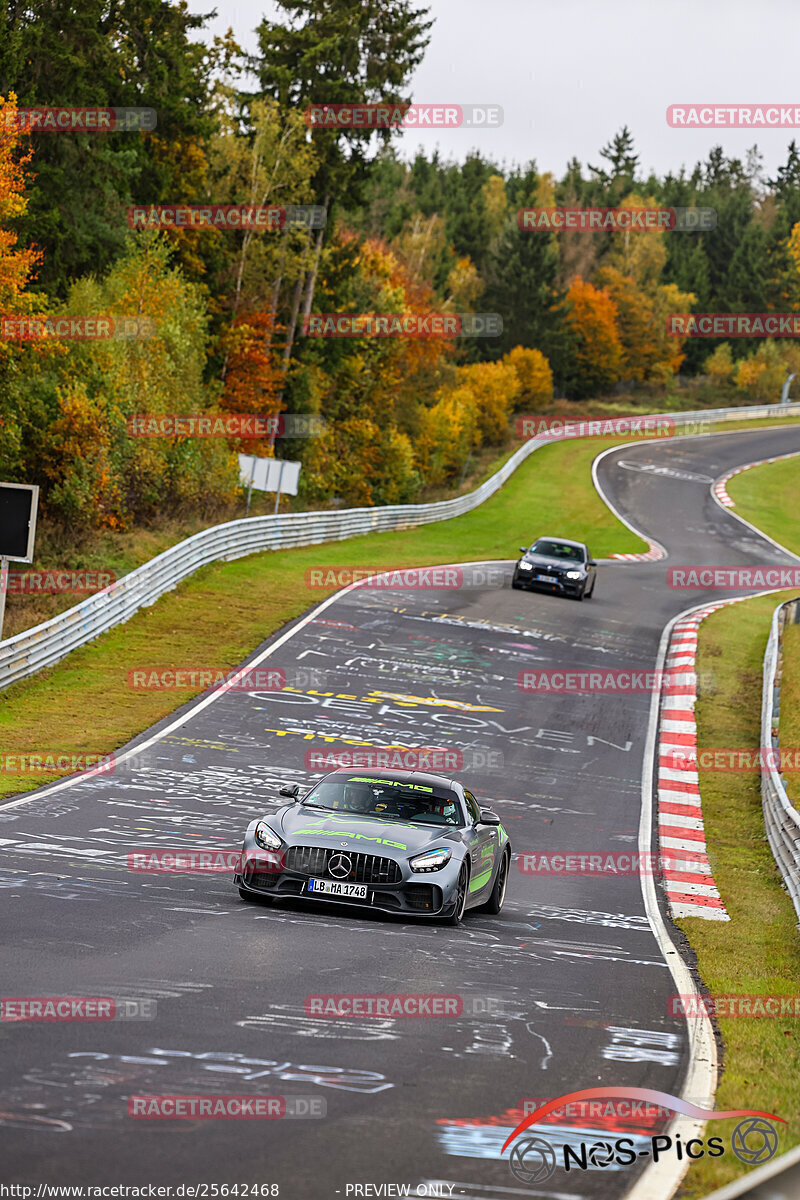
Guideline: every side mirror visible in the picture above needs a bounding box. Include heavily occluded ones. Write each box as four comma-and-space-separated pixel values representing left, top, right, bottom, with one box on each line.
587, 558, 596, 567
279, 783, 300, 799
479, 809, 501, 826
519, 547, 528, 555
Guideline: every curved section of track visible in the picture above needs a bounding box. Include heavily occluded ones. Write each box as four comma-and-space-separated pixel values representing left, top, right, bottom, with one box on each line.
2, 425, 800, 1199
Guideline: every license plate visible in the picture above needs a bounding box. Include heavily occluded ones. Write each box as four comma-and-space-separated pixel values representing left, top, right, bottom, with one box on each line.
308, 879, 368, 898
537, 573, 557, 583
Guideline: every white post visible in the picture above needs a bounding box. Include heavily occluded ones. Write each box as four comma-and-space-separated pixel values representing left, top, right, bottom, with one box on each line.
781, 373, 796, 405
245, 456, 257, 515
273, 460, 286, 515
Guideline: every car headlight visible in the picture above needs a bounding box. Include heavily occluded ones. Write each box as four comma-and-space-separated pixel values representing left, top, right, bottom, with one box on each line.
409, 847, 452, 872
518, 561, 533, 571
565, 570, 583, 579
254, 821, 282, 850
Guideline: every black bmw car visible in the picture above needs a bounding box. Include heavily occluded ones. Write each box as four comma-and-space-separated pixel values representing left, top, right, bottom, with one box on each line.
512, 536, 596, 600
234, 768, 511, 925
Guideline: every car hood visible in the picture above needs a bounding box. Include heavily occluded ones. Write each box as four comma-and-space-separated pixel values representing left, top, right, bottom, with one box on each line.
521, 551, 585, 572
275, 806, 459, 855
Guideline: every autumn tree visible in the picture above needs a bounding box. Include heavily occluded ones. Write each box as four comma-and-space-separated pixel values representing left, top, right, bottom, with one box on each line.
253, 0, 433, 349
561, 278, 623, 399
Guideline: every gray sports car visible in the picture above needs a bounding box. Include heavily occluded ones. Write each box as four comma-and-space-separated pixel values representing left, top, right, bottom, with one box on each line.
512, 535, 596, 600
234, 767, 511, 924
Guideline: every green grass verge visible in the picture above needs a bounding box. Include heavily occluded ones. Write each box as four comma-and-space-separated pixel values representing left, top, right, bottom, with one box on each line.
679, 590, 800, 1197
0, 433, 644, 799
727, 453, 800, 557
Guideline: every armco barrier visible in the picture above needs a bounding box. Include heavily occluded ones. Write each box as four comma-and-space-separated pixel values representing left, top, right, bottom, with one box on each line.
761, 597, 800, 926
1, 401, 799, 692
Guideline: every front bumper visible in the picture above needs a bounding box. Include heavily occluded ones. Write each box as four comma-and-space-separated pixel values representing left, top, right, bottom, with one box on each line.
514, 567, 585, 595
234, 843, 461, 917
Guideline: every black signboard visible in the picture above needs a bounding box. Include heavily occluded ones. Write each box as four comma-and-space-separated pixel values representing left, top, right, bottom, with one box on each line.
0, 483, 39, 562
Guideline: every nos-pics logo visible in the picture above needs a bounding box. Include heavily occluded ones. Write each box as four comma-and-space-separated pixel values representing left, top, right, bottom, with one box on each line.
503, 1088, 782, 1182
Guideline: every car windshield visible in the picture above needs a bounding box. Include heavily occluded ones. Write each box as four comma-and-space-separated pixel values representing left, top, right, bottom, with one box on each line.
531, 539, 585, 562
301, 776, 464, 826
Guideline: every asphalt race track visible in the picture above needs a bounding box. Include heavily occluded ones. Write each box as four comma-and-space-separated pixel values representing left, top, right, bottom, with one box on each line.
2, 424, 800, 1200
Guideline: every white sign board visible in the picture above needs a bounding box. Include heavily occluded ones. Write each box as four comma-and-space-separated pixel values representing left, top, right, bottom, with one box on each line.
238, 455, 301, 496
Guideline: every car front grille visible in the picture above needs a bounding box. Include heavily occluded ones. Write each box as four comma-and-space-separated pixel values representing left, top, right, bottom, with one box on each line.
286, 845, 402, 885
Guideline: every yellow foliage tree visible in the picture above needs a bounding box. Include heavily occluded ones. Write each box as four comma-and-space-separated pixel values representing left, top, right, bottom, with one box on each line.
704, 342, 735, 384
503, 346, 553, 408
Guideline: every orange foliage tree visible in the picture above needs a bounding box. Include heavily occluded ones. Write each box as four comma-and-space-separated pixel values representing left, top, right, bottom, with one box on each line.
219, 312, 285, 455
563, 278, 623, 399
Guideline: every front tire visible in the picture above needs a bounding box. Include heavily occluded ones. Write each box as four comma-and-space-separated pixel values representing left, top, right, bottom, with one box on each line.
511, 572, 522, 590
586, 576, 596, 599
481, 850, 509, 914
238, 885, 261, 902
445, 863, 469, 925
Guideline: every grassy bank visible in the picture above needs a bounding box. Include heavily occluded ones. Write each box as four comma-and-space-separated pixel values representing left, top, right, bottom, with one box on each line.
680, 590, 800, 1197
726, 453, 800, 557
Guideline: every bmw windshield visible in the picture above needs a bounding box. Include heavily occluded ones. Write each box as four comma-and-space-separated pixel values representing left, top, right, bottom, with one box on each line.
530, 539, 585, 562
301, 776, 465, 827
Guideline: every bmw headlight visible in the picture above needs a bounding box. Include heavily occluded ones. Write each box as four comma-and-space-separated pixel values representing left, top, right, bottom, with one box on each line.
409, 847, 452, 872
518, 561, 533, 571
565, 570, 583, 579
254, 821, 282, 850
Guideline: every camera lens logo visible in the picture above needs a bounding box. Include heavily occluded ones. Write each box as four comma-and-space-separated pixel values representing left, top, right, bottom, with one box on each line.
509, 1136, 557, 1184
587, 1140, 615, 1167
731, 1117, 778, 1165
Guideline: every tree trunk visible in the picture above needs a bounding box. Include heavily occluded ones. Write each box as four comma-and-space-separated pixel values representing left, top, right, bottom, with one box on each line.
300, 193, 330, 323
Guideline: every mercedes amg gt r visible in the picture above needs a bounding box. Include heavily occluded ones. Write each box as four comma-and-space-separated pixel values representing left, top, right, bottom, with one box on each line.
234, 767, 511, 924
512, 535, 597, 600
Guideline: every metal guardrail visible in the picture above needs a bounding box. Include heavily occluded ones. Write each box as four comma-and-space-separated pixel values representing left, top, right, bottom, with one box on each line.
2, 400, 800, 692
699, 1141, 800, 1199
761, 597, 800, 926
